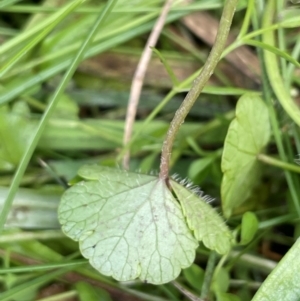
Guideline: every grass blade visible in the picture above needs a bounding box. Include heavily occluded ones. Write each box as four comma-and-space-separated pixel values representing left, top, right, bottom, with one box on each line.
0, 0, 119, 233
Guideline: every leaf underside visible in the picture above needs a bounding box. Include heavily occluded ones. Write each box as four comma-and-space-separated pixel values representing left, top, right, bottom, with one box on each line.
59, 165, 232, 284
59, 167, 198, 284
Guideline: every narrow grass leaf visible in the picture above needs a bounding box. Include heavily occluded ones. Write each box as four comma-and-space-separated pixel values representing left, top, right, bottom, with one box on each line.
0, 266, 79, 301
0, 260, 87, 274
244, 39, 300, 68
279, 10, 300, 28
0, 0, 85, 56
0, 0, 119, 233
0, 0, 84, 77
262, 1, 300, 127
152, 47, 180, 86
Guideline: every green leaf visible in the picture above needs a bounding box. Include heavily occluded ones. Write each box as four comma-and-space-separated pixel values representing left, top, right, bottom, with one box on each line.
188, 156, 215, 183
59, 165, 233, 283
279, 9, 300, 28
0, 0, 22, 9
212, 267, 230, 293
0, 102, 34, 170
239, 211, 259, 245
152, 47, 180, 87
170, 180, 233, 255
183, 264, 205, 293
221, 94, 270, 217
51, 94, 79, 120
216, 292, 241, 301
59, 165, 198, 284
262, 1, 300, 128
76, 282, 112, 301
252, 238, 300, 301
243, 39, 300, 68
0, 266, 77, 301
0, 0, 84, 77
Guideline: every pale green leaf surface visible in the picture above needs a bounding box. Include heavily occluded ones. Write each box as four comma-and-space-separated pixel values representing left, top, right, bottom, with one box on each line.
252, 238, 300, 301
59, 166, 198, 284
170, 180, 232, 254
240, 211, 258, 245
221, 94, 270, 217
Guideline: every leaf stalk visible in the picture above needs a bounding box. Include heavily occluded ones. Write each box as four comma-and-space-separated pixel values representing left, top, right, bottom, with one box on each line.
159, 0, 238, 179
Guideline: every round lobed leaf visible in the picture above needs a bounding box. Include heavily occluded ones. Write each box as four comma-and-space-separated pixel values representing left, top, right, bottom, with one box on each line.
59, 166, 198, 284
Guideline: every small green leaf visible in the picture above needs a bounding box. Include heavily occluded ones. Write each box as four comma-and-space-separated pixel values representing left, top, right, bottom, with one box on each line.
76, 282, 112, 301
59, 166, 198, 284
170, 180, 233, 255
252, 238, 300, 301
0, 102, 34, 170
188, 156, 215, 183
216, 292, 241, 301
183, 264, 205, 292
76, 282, 98, 301
212, 267, 230, 293
221, 94, 270, 217
240, 211, 259, 245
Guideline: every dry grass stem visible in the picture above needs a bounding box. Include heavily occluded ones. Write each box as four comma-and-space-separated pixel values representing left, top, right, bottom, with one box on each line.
122, 0, 174, 169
